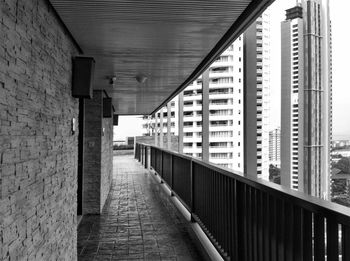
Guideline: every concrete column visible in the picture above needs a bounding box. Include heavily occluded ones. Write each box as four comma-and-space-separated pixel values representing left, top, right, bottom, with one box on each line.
167, 102, 172, 150
154, 113, 158, 146
202, 70, 210, 162
178, 92, 184, 153
244, 26, 258, 179
160, 108, 164, 148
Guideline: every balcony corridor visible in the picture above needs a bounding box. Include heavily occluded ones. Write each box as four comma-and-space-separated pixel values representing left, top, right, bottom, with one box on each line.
77, 151, 202, 261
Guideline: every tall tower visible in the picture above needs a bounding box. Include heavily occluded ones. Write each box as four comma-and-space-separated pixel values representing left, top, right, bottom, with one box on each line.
281, 0, 332, 199
244, 10, 271, 180
269, 128, 281, 168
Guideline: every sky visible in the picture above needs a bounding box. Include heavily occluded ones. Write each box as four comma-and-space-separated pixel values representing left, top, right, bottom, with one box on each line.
114, 0, 350, 141
328, 0, 350, 139
113, 116, 143, 141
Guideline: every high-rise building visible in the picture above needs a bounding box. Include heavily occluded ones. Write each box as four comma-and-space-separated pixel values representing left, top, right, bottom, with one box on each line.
244, 11, 271, 180
269, 128, 281, 168
280, 0, 332, 199
142, 13, 271, 175
142, 98, 179, 137
180, 40, 244, 171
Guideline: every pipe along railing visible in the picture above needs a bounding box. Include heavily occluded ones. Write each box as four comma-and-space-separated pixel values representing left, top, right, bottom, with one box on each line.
135, 143, 350, 261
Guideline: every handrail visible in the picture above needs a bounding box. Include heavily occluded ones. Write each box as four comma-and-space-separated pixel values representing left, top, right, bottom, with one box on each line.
135, 142, 350, 261
137, 142, 350, 223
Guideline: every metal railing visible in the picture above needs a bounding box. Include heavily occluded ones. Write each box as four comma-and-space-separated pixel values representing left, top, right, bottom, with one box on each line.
135, 143, 350, 261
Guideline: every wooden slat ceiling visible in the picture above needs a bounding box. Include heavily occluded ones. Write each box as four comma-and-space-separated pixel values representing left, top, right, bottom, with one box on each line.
49, 0, 272, 115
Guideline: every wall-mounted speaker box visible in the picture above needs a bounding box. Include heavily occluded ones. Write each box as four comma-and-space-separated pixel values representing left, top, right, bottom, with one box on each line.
72, 57, 95, 99
103, 98, 112, 118
113, 114, 119, 126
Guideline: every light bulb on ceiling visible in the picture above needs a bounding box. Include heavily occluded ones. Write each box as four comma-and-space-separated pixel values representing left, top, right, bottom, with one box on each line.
109, 75, 117, 85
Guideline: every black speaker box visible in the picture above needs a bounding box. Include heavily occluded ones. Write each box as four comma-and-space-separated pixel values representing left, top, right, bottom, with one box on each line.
103, 98, 112, 118
113, 114, 119, 126
72, 57, 95, 98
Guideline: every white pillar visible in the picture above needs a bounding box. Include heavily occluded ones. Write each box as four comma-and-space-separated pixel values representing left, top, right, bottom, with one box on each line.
154, 113, 158, 146
160, 108, 164, 148
167, 102, 171, 150
202, 69, 210, 162
178, 92, 184, 153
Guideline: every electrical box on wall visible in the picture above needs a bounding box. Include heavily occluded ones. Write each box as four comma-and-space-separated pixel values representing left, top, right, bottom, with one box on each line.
103, 98, 112, 118
72, 57, 95, 99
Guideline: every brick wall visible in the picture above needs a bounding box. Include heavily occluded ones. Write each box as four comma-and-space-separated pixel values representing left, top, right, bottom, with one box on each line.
82, 91, 102, 214
101, 117, 113, 212
83, 91, 113, 214
0, 0, 79, 259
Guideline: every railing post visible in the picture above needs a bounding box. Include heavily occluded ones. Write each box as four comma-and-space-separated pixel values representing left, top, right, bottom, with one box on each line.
154, 149, 158, 176
160, 151, 164, 183
145, 146, 148, 169
170, 154, 174, 196
139, 145, 142, 162
142, 145, 145, 166
143, 145, 145, 166
190, 159, 195, 222
142, 145, 144, 165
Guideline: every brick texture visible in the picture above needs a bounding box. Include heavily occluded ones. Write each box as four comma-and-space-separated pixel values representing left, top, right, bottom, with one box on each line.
83, 91, 113, 214
101, 117, 113, 212
0, 0, 79, 260
83, 91, 102, 214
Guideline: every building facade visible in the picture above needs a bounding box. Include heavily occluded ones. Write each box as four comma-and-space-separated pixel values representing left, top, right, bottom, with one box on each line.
244, 11, 271, 180
280, 0, 332, 198
142, 98, 179, 137
142, 12, 271, 176
269, 128, 281, 168
180, 41, 244, 171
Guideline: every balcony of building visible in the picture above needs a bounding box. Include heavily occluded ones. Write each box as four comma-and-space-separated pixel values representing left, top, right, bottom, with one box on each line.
135, 142, 350, 261
1, 0, 346, 260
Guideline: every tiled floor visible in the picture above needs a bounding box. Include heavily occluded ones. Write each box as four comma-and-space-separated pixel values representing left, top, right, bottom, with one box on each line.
77, 151, 202, 261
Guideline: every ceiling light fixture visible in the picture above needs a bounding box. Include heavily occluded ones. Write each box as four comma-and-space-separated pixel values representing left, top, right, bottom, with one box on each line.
109, 75, 117, 85
135, 74, 147, 84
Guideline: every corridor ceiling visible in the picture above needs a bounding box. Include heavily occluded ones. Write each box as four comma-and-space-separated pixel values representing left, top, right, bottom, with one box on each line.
49, 0, 273, 115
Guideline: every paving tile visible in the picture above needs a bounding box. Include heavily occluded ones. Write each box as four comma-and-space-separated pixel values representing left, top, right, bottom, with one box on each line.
78, 152, 201, 261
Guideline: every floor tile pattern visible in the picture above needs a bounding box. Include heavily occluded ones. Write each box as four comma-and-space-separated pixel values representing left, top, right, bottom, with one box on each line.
78, 152, 202, 261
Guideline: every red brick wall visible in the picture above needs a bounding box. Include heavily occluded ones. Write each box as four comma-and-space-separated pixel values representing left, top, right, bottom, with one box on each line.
0, 0, 79, 259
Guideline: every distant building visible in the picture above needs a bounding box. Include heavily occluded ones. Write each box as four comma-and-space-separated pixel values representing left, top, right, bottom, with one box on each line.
142, 99, 179, 137
332, 140, 350, 148
269, 128, 281, 168
280, 0, 332, 199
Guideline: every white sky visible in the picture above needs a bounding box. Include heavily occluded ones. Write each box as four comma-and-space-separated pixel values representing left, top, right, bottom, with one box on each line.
328, 0, 350, 139
113, 116, 143, 141
115, 0, 350, 141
